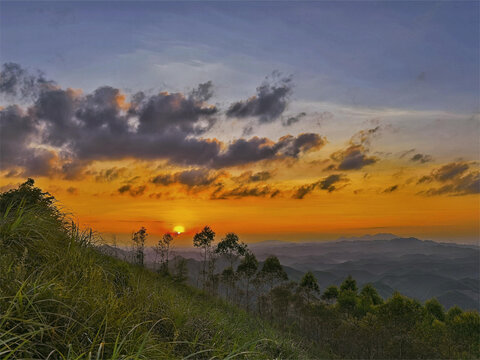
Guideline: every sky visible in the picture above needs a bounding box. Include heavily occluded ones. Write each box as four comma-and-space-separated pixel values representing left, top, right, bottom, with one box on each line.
0, 1, 479, 245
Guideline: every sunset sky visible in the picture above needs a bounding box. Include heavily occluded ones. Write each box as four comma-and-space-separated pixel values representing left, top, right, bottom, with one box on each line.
0, 1, 479, 245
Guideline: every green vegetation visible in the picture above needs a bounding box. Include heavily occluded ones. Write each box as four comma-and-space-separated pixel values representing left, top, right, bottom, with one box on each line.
0, 180, 304, 359
184, 214, 480, 359
1, 179, 479, 359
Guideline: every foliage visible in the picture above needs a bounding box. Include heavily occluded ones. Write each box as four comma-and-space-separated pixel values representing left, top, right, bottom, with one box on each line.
154, 232, 174, 273
237, 251, 258, 310
300, 271, 320, 295
321, 285, 339, 302
215, 232, 248, 268
340, 274, 358, 293
131, 226, 147, 266
0, 183, 304, 359
193, 225, 215, 289
258, 255, 288, 291
0, 178, 58, 216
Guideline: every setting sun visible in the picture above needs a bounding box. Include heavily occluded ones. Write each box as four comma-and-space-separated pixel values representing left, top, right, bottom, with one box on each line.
173, 225, 185, 234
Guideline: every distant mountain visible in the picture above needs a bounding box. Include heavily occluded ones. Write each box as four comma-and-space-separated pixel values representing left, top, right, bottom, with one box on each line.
248, 237, 480, 311
133, 236, 479, 311
336, 233, 400, 242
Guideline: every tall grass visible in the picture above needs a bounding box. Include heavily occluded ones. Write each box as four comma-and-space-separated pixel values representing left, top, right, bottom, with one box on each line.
0, 201, 306, 359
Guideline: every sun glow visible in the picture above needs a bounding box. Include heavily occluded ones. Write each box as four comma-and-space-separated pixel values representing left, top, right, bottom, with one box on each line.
173, 225, 185, 234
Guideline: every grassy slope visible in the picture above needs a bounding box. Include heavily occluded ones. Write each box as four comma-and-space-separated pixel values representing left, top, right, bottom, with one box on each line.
0, 204, 307, 359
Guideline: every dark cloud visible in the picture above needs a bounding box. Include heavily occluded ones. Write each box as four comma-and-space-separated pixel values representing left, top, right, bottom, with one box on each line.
410, 153, 433, 163
331, 145, 378, 170
152, 168, 221, 188
417, 175, 432, 184
213, 133, 325, 168
134, 89, 218, 136
399, 149, 416, 159
432, 162, 469, 182
233, 170, 273, 183
117, 184, 146, 197
383, 185, 399, 193
0, 63, 327, 178
94, 167, 128, 182
226, 71, 292, 123
211, 185, 279, 199
0, 105, 56, 177
417, 162, 479, 196
249, 171, 272, 182
329, 127, 380, 171
293, 174, 349, 199
190, 81, 214, 102
0, 62, 55, 100
282, 112, 306, 127
175, 168, 219, 187
151, 173, 175, 186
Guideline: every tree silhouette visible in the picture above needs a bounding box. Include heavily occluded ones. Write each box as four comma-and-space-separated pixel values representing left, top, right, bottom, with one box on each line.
360, 283, 383, 305
221, 266, 237, 301
322, 285, 339, 303
215, 232, 248, 269
0, 178, 60, 218
193, 226, 215, 290
299, 271, 320, 303
237, 251, 258, 311
340, 275, 358, 293
154, 233, 174, 273
424, 298, 445, 322
132, 227, 147, 266
259, 255, 288, 291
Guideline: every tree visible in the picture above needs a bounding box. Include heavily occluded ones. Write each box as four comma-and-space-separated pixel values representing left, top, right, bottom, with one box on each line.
360, 284, 383, 305
376, 292, 423, 358
446, 305, 462, 322
340, 275, 358, 293
154, 233, 174, 273
193, 226, 215, 290
337, 288, 358, 314
215, 232, 248, 269
322, 285, 339, 304
271, 282, 296, 326
299, 271, 320, 303
338, 276, 359, 314
221, 266, 237, 301
448, 311, 480, 355
0, 178, 58, 216
132, 227, 147, 266
237, 251, 258, 311
258, 255, 288, 291
357, 283, 383, 315
205, 247, 219, 296
172, 256, 188, 284
424, 298, 445, 322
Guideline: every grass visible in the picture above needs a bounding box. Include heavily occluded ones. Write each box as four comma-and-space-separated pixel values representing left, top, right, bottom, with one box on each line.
0, 201, 307, 359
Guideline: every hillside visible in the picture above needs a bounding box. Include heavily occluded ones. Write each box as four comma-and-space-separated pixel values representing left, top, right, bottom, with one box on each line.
0, 182, 307, 359
2, 180, 479, 360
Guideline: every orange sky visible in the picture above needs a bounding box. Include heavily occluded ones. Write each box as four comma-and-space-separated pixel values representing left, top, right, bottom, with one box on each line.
2, 155, 477, 246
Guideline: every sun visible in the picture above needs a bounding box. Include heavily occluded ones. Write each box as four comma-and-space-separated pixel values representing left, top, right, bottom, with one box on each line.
173, 225, 185, 234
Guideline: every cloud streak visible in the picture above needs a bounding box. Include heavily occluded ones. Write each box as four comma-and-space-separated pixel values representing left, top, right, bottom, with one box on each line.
293, 174, 349, 199
417, 162, 479, 196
